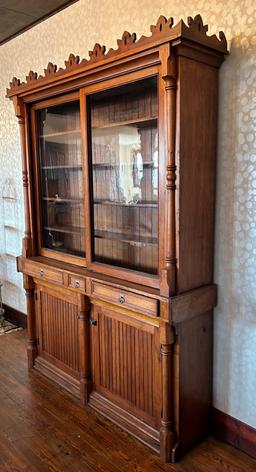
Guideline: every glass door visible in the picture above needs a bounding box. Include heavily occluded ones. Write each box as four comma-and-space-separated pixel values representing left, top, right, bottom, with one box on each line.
35, 100, 86, 262
87, 77, 158, 275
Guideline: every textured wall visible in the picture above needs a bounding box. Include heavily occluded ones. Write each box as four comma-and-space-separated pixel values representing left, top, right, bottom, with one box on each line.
0, 0, 255, 428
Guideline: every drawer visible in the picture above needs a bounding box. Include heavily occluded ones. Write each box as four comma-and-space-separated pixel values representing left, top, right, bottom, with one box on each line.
68, 275, 86, 291
91, 281, 158, 317
24, 260, 64, 285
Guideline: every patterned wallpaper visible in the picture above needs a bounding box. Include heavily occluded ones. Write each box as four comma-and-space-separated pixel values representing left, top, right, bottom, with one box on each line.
0, 0, 255, 428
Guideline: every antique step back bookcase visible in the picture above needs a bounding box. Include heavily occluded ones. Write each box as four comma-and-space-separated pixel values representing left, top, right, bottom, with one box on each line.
7, 14, 227, 462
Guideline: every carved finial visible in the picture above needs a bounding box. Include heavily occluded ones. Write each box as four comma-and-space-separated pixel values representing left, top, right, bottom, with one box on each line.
26, 71, 37, 83
89, 43, 106, 61
65, 53, 80, 69
44, 62, 57, 77
150, 15, 174, 35
117, 31, 136, 49
9, 77, 20, 90
187, 14, 208, 34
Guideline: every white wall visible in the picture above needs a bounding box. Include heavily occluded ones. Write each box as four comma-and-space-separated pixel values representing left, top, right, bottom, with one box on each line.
0, 0, 255, 428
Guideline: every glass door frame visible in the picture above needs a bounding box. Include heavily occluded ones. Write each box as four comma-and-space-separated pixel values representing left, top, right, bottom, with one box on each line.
30, 91, 87, 267
81, 66, 164, 289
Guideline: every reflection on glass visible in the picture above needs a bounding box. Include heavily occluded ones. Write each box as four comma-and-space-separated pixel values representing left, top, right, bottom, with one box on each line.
89, 77, 158, 274
38, 101, 85, 257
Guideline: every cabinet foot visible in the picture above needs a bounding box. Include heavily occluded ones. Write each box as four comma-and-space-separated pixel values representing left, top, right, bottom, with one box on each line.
27, 344, 37, 369
160, 424, 175, 463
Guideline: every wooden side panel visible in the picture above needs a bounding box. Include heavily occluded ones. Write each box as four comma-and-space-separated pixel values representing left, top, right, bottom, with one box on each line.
172, 310, 213, 461
91, 304, 161, 425
39, 290, 79, 374
176, 56, 218, 293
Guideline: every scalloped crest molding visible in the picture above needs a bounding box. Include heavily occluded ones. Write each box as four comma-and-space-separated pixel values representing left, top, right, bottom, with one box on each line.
6, 14, 227, 96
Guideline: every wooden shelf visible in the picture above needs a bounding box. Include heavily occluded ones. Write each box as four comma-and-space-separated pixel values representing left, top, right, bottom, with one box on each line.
92, 116, 157, 130
42, 197, 84, 203
47, 246, 85, 257
94, 229, 157, 246
40, 129, 81, 138
92, 161, 158, 169
44, 225, 85, 235
42, 165, 83, 170
94, 199, 158, 208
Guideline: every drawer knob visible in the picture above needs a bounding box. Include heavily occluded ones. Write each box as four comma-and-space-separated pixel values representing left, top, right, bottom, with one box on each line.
39, 269, 44, 276
119, 294, 125, 304
75, 280, 80, 288
90, 318, 97, 326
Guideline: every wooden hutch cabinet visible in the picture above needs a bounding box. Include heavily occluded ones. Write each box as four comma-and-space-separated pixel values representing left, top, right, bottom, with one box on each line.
7, 14, 227, 462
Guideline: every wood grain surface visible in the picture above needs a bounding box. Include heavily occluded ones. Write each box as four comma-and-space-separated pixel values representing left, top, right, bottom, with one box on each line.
0, 330, 255, 472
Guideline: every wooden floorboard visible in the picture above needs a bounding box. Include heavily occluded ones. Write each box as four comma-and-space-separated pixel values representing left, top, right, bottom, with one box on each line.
0, 330, 255, 472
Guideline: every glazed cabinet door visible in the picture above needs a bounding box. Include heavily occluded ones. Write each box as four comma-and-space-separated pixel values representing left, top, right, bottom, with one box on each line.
34, 283, 83, 399
31, 95, 86, 266
81, 75, 160, 287
90, 304, 161, 429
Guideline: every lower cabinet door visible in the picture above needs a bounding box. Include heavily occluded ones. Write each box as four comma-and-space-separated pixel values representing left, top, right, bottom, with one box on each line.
90, 303, 161, 429
35, 283, 81, 397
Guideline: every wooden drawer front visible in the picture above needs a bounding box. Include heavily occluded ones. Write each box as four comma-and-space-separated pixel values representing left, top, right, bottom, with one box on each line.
68, 275, 86, 291
91, 282, 157, 316
25, 261, 63, 285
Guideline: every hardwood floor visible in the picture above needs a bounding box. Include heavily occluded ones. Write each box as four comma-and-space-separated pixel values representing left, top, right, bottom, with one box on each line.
0, 330, 255, 472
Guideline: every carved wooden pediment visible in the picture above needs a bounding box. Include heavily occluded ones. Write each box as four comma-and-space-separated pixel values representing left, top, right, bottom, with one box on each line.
6, 14, 227, 96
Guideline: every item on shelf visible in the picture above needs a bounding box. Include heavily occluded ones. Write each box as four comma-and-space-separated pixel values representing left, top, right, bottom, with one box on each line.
48, 231, 64, 248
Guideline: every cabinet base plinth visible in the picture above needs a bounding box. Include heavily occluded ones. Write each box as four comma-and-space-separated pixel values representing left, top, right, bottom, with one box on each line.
34, 356, 80, 399
89, 391, 160, 453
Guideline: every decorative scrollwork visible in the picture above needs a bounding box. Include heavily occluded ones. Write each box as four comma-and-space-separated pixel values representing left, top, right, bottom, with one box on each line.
8, 77, 20, 91
186, 14, 227, 50
150, 15, 174, 35
6, 14, 228, 96
44, 62, 57, 77
65, 53, 80, 70
26, 71, 37, 83
187, 14, 208, 34
89, 43, 106, 61
117, 31, 136, 49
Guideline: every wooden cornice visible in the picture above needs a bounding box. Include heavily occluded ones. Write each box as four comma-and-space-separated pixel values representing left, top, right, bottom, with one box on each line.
6, 14, 227, 98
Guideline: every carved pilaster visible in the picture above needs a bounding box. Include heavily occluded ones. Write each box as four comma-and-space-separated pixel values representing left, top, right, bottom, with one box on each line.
77, 296, 92, 405
160, 48, 177, 297
23, 275, 37, 369
12, 96, 33, 257
160, 321, 176, 462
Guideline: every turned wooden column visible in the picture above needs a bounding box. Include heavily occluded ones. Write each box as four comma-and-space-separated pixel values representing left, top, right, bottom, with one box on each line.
23, 275, 37, 368
160, 320, 175, 462
12, 96, 33, 258
77, 295, 92, 405
159, 45, 177, 297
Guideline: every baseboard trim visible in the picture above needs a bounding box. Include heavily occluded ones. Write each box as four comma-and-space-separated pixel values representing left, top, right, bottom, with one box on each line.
212, 408, 256, 459
3, 304, 27, 329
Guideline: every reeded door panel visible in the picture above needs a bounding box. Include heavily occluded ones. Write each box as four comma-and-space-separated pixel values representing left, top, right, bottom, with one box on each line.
90, 305, 161, 426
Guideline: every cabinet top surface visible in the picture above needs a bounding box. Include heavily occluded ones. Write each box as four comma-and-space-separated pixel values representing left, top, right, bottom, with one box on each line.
6, 14, 227, 99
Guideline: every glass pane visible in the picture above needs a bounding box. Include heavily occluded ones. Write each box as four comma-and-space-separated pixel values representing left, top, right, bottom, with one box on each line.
89, 77, 158, 274
37, 101, 85, 258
